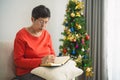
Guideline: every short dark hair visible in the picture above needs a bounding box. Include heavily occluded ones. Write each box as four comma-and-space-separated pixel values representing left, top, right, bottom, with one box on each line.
32, 5, 50, 20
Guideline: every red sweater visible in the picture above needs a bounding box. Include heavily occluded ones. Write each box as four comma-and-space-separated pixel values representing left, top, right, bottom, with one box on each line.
14, 28, 55, 76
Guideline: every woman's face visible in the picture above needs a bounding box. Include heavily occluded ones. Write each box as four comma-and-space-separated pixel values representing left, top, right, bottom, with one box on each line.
31, 17, 49, 32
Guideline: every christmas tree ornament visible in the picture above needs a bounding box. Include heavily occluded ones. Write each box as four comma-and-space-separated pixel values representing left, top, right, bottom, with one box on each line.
71, 12, 75, 17
78, 2, 84, 9
64, 18, 67, 23
66, 29, 71, 34
80, 10, 84, 15
66, 8, 69, 12
75, 55, 82, 63
83, 55, 88, 59
72, 49, 76, 55
81, 38, 85, 44
75, 5, 80, 9
65, 23, 68, 26
76, 23, 82, 29
76, 12, 81, 17
85, 35, 90, 40
77, 25, 82, 29
84, 64, 87, 67
59, 53, 62, 56
86, 67, 92, 72
75, 44, 79, 48
76, 34, 80, 38
73, 38, 76, 42
81, 48, 85, 52
75, 2, 84, 9
63, 48, 67, 55
69, 36, 73, 42
64, 27, 68, 31
64, 36, 67, 40
70, 27, 74, 32
86, 67, 93, 77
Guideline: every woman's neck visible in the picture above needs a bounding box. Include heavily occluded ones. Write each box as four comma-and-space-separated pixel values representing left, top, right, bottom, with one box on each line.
26, 26, 42, 37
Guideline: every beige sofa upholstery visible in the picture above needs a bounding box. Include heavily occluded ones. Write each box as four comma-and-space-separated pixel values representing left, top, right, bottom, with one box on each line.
0, 41, 15, 80
0, 41, 84, 80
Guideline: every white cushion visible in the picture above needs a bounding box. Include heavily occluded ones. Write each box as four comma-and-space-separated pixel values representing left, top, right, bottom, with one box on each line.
31, 60, 83, 80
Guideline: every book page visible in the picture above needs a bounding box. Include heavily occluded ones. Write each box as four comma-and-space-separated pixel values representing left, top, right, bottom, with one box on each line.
54, 56, 70, 64
40, 56, 70, 66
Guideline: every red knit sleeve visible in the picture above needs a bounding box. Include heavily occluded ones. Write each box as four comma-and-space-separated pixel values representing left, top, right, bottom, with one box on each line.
14, 35, 42, 69
48, 34, 56, 56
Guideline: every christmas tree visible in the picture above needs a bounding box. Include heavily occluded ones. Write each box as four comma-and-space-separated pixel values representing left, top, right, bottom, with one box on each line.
59, 0, 93, 78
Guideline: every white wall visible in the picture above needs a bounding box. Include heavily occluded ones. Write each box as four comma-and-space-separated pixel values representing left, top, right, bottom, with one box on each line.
104, 0, 120, 80
0, 0, 68, 55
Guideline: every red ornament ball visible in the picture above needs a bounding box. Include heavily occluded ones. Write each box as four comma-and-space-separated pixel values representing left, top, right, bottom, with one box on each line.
63, 48, 67, 53
85, 35, 90, 40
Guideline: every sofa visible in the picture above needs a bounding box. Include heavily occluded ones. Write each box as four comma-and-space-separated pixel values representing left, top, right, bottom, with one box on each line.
0, 41, 15, 80
0, 41, 84, 80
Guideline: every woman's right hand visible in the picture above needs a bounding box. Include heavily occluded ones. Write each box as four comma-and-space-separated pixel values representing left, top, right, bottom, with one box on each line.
41, 55, 55, 64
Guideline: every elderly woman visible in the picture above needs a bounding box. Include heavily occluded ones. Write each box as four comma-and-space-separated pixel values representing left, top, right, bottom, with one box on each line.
13, 5, 56, 80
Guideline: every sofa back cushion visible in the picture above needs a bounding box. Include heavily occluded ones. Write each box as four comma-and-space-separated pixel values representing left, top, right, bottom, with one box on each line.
0, 41, 15, 80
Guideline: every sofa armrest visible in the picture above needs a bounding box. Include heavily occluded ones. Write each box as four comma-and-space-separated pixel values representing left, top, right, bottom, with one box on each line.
0, 41, 15, 80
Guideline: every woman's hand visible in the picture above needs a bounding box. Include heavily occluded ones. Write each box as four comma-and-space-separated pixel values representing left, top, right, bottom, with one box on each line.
42, 55, 55, 64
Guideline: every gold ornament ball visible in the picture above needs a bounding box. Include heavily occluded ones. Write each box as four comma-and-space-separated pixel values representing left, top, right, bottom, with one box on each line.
71, 13, 75, 17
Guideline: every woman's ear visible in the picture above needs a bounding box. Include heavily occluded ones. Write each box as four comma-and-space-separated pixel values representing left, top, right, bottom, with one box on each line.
31, 17, 35, 22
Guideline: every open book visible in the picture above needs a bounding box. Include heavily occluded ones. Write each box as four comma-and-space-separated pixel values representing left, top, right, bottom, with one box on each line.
40, 56, 70, 67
